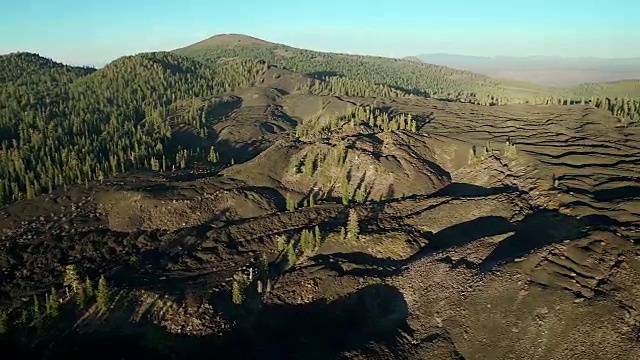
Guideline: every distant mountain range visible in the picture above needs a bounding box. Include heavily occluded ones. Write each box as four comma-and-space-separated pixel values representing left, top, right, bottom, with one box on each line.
412, 54, 640, 86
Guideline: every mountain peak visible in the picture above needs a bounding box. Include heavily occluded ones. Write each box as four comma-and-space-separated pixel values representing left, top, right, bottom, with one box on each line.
197, 33, 274, 46
402, 56, 423, 63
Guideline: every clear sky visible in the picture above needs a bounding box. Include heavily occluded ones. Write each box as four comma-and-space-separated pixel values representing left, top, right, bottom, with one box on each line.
1, 0, 638, 66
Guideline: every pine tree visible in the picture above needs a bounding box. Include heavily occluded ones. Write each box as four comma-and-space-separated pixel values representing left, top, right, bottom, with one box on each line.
76, 284, 86, 309
85, 277, 94, 299
276, 235, 288, 251
347, 209, 360, 241
355, 187, 366, 203
32, 295, 42, 330
304, 154, 314, 175
286, 194, 297, 211
18, 309, 28, 327
314, 225, 322, 249
96, 275, 110, 312
0, 310, 8, 334
300, 229, 316, 254
341, 177, 350, 205
48, 287, 59, 318
286, 242, 297, 268
63, 264, 81, 294
231, 272, 248, 305
257, 253, 269, 286
207, 146, 219, 163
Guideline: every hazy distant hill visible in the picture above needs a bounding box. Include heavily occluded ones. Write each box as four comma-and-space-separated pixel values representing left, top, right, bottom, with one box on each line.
416, 53, 640, 86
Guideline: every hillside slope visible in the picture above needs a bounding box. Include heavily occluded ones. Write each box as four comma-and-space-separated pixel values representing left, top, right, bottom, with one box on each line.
174, 34, 558, 102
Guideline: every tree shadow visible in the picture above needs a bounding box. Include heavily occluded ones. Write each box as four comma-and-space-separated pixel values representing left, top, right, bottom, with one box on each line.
433, 183, 520, 197
224, 283, 411, 360
424, 216, 516, 252
205, 96, 243, 122
307, 70, 343, 79
310, 252, 403, 278
4, 284, 411, 360
309, 206, 605, 279
479, 210, 588, 271
215, 137, 273, 163
591, 185, 640, 202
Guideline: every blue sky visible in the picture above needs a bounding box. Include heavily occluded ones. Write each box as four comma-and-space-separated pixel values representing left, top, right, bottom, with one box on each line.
1, 0, 638, 65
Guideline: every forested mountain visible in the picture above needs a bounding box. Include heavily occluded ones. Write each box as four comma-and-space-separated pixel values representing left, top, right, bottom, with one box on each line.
0, 52, 269, 204
0, 52, 94, 85
175, 34, 549, 103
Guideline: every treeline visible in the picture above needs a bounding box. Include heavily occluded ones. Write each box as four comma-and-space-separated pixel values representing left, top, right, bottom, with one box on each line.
590, 96, 639, 122
0, 52, 266, 204
294, 76, 411, 98
294, 106, 419, 139
529, 96, 640, 122
472, 92, 640, 122
177, 44, 493, 101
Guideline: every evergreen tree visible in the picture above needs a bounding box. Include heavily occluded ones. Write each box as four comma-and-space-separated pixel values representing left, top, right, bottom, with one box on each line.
48, 287, 59, 318
207, 146, 219, 163
0, 310, 8, 334
231, 272, 248, 305
76, 283, 87, 309
304, 154, 314, 175
347, 209, 360, 241
96, 275, 110, 312
355, 187, 366, 203
18, 309, 28, 327
314, 225, 322, 249
341, 177, 350, 205
257, 253, 269, 287
286, 194, 297, 211
32, 295, 42, 330
300, 229, 316, 254
84, 277, 94, 299
63, 264, 81, 294
285, 242, 297, 268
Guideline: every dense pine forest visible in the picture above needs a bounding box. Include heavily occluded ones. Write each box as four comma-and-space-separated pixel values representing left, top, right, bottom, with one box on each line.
1, 40, 639, 205
0, 52, 267, 204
